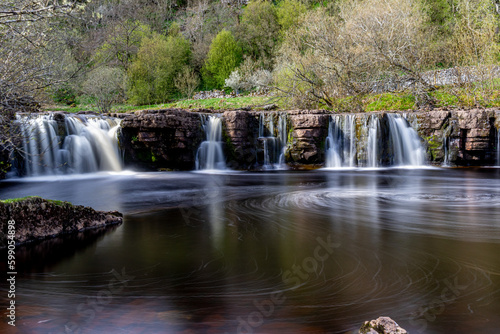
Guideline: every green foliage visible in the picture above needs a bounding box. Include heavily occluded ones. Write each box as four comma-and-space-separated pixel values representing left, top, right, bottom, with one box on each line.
423, 0, 454, 34
94, 21, 152, 70
128, 31, 191, 105
52, 85, 77, 105
276, 0, 308, 35
0, 196, 71, 206
238, 0, 280, 68
365, 93, 415, 111
202, 30, 242, 90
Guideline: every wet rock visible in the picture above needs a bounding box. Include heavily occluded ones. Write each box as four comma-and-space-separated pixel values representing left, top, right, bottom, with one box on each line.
359, 317, 408, 334
0, 197, 122, 247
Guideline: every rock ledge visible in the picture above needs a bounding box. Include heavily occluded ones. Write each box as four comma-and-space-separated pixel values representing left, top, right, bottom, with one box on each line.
0, 197, 122, 247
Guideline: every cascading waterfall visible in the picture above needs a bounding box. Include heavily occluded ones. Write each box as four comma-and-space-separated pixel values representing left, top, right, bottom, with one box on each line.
16, 114, 122, 176
325, 113, 426, 168
196, 115, 226, 170
386, 114, 426, 167
258, 112, 287, 169
442, 125, 453, 167
325, 115, 357, 168
366, 115, 380, 168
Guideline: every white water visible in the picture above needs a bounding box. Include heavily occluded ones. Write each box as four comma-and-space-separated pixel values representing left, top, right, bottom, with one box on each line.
366, 115, 380, 168
258, 112, 287, 169
325, 113, 426, 168
17, 114, 122, 176
387, 114, 426, 167
196, 115, 226, 170
325, 115, 357, 168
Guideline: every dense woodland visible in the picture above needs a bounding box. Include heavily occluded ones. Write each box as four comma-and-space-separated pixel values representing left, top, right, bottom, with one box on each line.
1, 0, 500, 115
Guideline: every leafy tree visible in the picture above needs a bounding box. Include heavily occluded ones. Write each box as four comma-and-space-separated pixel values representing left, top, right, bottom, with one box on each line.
202, 29, 242, 90
238, 0, 280, 69
128, 31, 191, 105
276, 0, 308, 35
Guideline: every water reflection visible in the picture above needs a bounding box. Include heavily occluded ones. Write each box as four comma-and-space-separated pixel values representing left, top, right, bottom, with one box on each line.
1, 169, 499, 333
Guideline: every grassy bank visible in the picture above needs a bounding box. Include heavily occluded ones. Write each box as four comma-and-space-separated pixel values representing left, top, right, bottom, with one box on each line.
45, 81, 500, 114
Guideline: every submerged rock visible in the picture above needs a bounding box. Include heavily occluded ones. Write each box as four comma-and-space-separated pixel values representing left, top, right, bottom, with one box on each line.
359, 317, 408, 334
0, 196, 122, 247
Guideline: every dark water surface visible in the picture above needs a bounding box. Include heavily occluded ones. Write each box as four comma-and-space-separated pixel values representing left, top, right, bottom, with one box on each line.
1, 168, 500, 333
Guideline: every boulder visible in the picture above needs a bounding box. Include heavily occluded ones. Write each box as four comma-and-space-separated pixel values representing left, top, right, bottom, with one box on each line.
359, 317, 408, 334
0, 197, 122, 247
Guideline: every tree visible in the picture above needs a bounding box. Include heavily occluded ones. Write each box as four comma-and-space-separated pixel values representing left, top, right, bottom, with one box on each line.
82, 66, 125, 113
94, 20, 152, 71
276, 0, 307, 35
175, 66, 200, 98
128, 31, 191, 105
238, 0, 280, 69
274, 0, 433, 109
202, 29, 242, 89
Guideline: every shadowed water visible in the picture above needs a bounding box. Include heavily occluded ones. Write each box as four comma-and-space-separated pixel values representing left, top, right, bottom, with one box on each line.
1, 169, 500, 333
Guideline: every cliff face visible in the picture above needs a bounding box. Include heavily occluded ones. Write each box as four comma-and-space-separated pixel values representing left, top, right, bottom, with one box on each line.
117, 108, 500, 169
0, 197, 122, 247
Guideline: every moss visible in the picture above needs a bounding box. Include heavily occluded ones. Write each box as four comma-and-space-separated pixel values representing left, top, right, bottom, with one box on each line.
0, 196, 72, 206
424, 135, 442, 151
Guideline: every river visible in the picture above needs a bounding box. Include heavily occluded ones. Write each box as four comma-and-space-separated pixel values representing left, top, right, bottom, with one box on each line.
1, 168, 499, 333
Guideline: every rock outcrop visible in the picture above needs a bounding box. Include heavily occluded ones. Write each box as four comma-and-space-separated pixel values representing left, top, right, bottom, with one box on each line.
118, 108, 500, 170
0, 197, 122, 247
359, 317, 408, 334
120, 109, 204, 170
287, 110, 330, 166
414, 108, 499, 166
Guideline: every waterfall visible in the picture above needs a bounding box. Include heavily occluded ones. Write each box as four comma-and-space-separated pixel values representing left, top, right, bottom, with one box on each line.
442, 125, 453, 167
325, 113, 426, 168
258, 112, 287, 169
325, 115, 357, 168
196, 115, 226, 170
366, 115, 380, 168
16, 114, 122, 176
386, 114, 426, 167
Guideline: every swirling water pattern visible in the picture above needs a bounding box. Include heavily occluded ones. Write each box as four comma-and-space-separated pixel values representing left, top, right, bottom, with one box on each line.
1, 168, 499, 333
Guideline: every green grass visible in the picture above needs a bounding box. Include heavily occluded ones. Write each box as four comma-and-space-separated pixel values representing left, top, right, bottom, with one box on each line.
364, 92, 415, 111
45, 77, 500, 114
46, 95, 276, 113
0, 196, 71, 206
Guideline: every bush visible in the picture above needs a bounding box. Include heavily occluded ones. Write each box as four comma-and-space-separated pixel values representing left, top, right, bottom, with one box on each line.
128, 32, 191, 105
202, 30, 242, 90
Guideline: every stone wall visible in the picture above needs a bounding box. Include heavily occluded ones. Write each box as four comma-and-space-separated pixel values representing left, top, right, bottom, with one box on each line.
119, 108, 500, 170
0, 197, 122, 247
